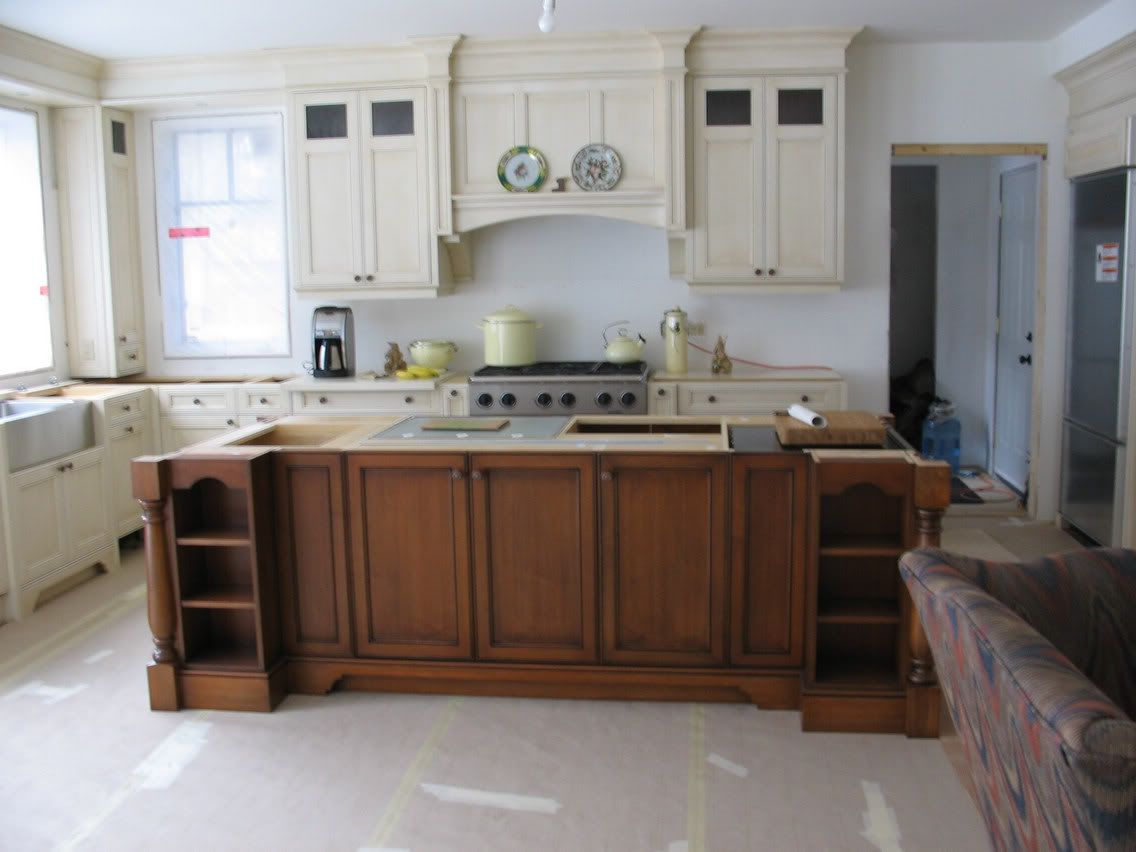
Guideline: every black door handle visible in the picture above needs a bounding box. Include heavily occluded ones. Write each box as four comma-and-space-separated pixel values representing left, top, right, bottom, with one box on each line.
1025, 332, 1033, 342
1019, 354, 1032, 365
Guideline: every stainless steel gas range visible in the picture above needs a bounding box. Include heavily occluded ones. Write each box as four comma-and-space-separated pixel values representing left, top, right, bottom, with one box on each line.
469, 361, 649, 415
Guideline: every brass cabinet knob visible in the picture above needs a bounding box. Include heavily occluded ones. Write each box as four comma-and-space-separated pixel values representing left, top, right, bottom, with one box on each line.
366, 274, 375, 282
192, 398, 201, 405
657, 388, 666, 396
404, 396, 414, 404
353, 275, 362, 282
128, 352, 138, 360
768, 269, 777, 276
449, 389, 458, 397
125, 426, 134, 434
123, 404, 131, 412
259, 397, 268, 405
754, 269, 764, 276
707, 395, 717, 403
226, 419, 235, 426
319, 396, 328, 404
800, 395, 809, 402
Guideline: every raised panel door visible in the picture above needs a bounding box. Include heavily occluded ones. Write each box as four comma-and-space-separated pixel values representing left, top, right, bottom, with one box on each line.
455, 91, 516, 193
600, 87, 657, 188
363, 89, 430, 285
764, 76, 838, 281
730, 455, 807, 666
160, 415, 240, 453
470, 454, 597, 662
107, 421, 149, 536
347, 454, 472, 659
292, 91, 363, 287
600, 454, 728, 666
103, 108, 145, 374
275, 453, 352, 657
9, 465, 67, 584
65, 449, 110, 560
693, 79, 764, 281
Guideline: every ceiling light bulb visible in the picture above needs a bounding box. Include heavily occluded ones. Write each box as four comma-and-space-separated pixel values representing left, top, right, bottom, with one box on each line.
538, 0, 556, 32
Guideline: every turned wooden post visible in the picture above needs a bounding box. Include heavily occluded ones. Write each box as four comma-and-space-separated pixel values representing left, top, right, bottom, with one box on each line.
132, 457, 181, 710
905, 459, 950, 736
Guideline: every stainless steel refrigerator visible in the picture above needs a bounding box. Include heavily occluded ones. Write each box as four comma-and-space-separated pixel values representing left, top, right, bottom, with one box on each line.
1061, 167, 1136, 545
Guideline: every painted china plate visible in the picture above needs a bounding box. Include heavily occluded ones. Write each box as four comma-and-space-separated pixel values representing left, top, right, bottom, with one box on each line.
571, 143, 622, 191
497, 146, 548, 192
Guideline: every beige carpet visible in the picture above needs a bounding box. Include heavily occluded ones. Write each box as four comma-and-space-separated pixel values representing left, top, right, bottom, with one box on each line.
0, 548, 990, 851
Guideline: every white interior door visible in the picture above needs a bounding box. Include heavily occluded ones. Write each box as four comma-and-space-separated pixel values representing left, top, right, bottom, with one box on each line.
992, 163, 1039, 492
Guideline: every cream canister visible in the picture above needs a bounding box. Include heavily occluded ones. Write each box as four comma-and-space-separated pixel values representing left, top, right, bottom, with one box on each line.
661, 307, 689, 374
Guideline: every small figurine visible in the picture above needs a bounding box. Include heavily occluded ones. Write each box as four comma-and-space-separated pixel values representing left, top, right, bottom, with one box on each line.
711, 335, 733, 375
384, 342, 407, 376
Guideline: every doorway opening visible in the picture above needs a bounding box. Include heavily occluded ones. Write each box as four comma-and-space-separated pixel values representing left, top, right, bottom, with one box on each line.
888, 145, 1046, 514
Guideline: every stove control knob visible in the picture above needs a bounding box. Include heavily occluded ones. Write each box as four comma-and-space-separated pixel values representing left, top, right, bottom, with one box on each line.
476, 393, 494, 408
619, 391, 638, 407
595, 391, 613, 407
500, 392, 517, 408
536, 392, 553, 408
560, 392, 576, 408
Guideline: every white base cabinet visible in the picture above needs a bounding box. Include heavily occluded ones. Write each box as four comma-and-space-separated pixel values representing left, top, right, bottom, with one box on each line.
5, 446, 119, 620
648, 374, 846, 416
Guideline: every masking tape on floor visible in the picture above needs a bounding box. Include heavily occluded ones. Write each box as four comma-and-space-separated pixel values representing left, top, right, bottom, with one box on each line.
861, 780, 903, 852
363, 696, 463, 850
706, 752, 749, 778
420, 782, 561, 814
55, 710, 212, 852
0, 583, 145, 691
687, 704, 706, 852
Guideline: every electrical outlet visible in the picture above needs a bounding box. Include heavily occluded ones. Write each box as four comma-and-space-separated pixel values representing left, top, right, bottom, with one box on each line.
687, 321, 706, 338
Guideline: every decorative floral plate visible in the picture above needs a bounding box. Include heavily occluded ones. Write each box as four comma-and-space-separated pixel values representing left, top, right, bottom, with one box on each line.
571, 143, 622, 191
497, 146, 548, 192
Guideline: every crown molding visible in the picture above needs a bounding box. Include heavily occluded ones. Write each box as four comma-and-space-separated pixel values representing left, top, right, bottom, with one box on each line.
687, 27, 862, 75
1056, 30, 1136, 118
0, 25, 102, 101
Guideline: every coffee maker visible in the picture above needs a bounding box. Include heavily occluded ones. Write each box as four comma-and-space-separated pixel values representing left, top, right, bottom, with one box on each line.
311, 306, 354, 378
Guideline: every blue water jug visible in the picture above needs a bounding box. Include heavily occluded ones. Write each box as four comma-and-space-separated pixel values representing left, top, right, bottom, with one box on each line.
921, 400, 961, 475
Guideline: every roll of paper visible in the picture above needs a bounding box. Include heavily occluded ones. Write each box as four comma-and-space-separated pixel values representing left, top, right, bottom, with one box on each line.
787, 403, 827, 429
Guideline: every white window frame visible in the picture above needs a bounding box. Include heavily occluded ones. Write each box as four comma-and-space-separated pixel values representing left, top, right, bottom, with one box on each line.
151, 111, 291, 360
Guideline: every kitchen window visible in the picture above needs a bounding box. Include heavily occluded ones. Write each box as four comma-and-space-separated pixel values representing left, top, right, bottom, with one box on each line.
0, 104, 53, 376
152, 113, 289, 358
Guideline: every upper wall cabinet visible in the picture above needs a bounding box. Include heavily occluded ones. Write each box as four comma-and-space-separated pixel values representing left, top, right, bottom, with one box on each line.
1058, 35, 1136, 179
691, 75, 839, 287
290, 87, 452, 299
55, 106, 146, 376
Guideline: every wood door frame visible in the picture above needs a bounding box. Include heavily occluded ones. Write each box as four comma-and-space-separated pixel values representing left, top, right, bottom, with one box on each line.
891, 143, 1048, 518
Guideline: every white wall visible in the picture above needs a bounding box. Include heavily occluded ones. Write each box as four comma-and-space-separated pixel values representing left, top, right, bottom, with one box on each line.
135, 38, 1072, 518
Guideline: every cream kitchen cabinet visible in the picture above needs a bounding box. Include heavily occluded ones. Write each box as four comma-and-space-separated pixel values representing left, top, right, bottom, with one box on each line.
5, 446, 117, 618
441, 381, 469, 417
649, 374, 847, 416
54, 106, 146, 377
101, 389, 152, 537
153, 384, 241, 452
687, 74, 841, 290
291, 87, 442, 298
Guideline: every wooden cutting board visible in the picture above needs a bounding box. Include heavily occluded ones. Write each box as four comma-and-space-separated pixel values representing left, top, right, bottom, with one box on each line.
773, 410, 887, 447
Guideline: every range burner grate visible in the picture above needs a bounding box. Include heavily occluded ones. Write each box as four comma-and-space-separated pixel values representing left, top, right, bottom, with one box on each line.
473, 360, 646, 378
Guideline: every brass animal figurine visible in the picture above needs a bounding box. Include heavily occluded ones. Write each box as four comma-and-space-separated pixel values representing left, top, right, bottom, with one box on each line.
711, 335, 733, 375
384, 342, 407, 376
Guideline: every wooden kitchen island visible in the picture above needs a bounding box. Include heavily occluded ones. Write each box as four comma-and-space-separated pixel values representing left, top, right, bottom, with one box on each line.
132, 415, 950, 736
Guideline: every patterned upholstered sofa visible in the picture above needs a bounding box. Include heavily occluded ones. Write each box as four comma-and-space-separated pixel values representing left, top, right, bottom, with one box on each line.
899, 548, 1136, 851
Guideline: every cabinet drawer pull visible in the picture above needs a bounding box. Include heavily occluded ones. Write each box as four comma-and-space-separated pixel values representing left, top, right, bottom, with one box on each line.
118, 335, 127, 343
192, 398, 201, 405
58, 463, 67, 473
754, 268, 764, 276
404, 395, 414, 404
449, 389, 458, 397
451, 469, 463, 480
707, 395, 717, 403
657, 388, 666, 397
128, 352, 138, 360
600, 471, 613, 482
259, 397, 269, 405
471, 471, 482, 481
800, 394, 809, 403
768, 268, 777, 276
353, 275, 362, 282
366, 274, 375, 282
226, 419, 235, 426
122, 404, 131, 412
125, 425, 134, 434
319, 396, 328, 404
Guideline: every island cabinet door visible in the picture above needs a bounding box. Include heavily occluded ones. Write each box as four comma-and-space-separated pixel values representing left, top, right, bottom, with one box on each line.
469, 454, 598, 663
729, 454, 808, 667
275, 453, 352, 657
346, 453, 473, 659
599, 454, 728, 666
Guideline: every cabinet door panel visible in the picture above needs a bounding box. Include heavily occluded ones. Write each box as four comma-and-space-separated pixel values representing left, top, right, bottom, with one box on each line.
471, 454, 597, 662
703, 139, 757, 270
66, 451, 110, 560
276, 454, 352, 657
11, 466, 66, 583
108, 422, 149, 536
348, 454, 472, 659
455, 91, 516, 193
765, 76, 837, 280
600, 454, 727, 666
601, 88, 656, 188
730, 455, 807, 666
303, 150, 360, 280
369, 146, 426, 279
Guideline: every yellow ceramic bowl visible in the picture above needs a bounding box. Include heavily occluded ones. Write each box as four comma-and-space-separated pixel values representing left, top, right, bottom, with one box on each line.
409, 339, 458, 370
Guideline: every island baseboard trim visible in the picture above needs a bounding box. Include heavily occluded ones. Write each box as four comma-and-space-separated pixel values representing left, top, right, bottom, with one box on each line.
286, 658, 801, 709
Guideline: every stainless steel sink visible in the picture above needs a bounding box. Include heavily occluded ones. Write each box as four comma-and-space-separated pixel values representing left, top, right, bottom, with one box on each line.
0, 398, 94, 471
